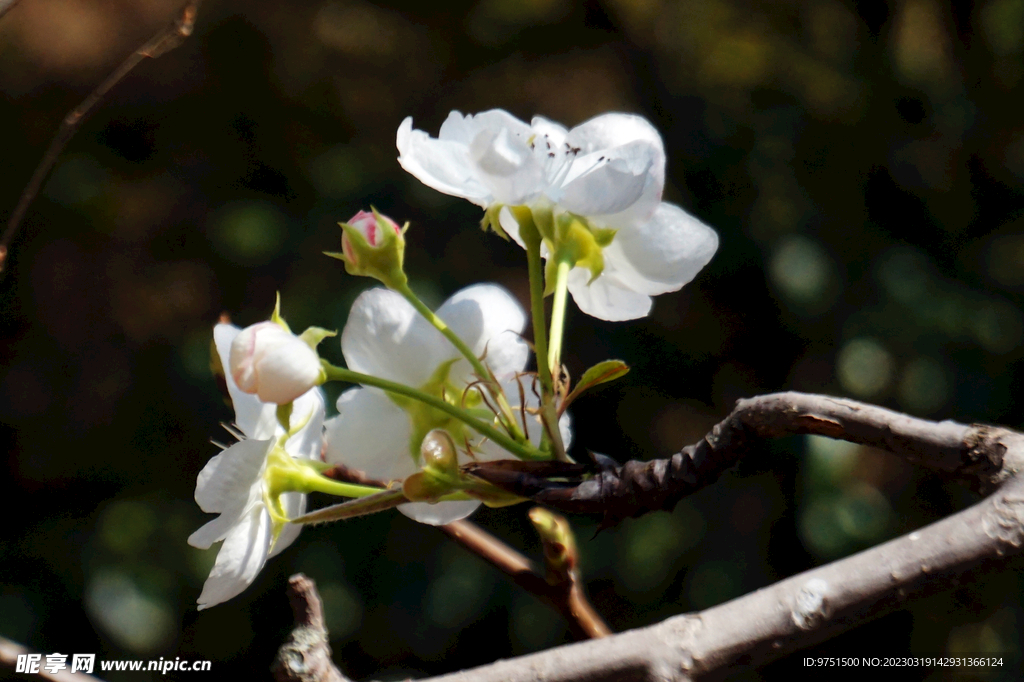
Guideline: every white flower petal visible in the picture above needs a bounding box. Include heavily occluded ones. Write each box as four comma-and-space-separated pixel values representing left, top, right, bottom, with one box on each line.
557, 144, 652, 215
565, 113, 665, 222
529, 116, 569, 148
398, 499, 481, 526
439, 109, 533, 143
567, 113, 665, 163
397, 117, 493, 206
566, 266, 653, 321
269, 492, 306, 559
284, 388, 326, 460
187, 513, 240, 550
192, 438, 273, 515
607, 202, 719, 296
468, 126, 545, 206
195, 506, 272, 610
214, 324, 277, 439
324, 387, 418, 482
435, 284, 528, 383
342, 288, 449, 388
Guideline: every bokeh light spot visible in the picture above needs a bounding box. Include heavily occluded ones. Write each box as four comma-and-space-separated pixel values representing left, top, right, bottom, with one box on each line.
898, 356, 950, 414
85, 569, 174, 653
837, 337, 894, 398
208, 201, 290, 266
686, 559, 741, 610
318, 581, 363, 640
98, 500, 157, 556
769, 235, 835, 312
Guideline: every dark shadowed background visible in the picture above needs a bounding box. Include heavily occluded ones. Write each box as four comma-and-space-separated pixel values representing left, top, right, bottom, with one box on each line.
1, 0, 1023, 679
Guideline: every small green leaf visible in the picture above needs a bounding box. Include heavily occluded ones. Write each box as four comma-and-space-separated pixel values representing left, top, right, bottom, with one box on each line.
299, 326, 337, 350
562, 359, 629, 410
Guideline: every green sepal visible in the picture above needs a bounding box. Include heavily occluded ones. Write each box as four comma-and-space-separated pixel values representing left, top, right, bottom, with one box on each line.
481, 204, 509, 240
531, 205, 556, 242
590, 226, 617, 248
270, 292, 291, 332
299, 326, 336, 350
276, 402, 293, 432
561, 359, 630, 411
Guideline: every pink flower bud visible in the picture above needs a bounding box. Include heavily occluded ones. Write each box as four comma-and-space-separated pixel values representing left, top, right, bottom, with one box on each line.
341, 210, 401, 265
229, 321, 321, 404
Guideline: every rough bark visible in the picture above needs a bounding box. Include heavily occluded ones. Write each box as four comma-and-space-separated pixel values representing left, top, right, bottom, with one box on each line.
276, 392, 1024, 681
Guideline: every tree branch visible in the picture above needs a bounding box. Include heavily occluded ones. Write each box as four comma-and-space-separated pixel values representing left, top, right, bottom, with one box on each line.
0, 0, 200, 275
272, 574, 352, 682
278, 392, 1024, 680
467, 391, 1021, 524
439, 518, 611, 640
412, 483, 1024, 682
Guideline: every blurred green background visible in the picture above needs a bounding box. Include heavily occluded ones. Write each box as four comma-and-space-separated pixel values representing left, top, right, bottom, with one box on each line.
1, 0, 1023, 679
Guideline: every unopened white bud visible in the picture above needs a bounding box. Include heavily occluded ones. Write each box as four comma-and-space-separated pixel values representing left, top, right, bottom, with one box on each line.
229, 321, 321, 404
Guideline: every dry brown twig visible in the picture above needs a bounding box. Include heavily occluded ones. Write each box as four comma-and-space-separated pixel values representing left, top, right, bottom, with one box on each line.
319, 463, 611, 638
439, 516, 611, 640
275, 391, 1024, 681
0, 0, 19, 21
0, 0, 200, 276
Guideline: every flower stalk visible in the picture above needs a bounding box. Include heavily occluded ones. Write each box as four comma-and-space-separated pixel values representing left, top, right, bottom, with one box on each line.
392, 280, 525, 443
321, 361, 548, 461
511, 206, 568, 461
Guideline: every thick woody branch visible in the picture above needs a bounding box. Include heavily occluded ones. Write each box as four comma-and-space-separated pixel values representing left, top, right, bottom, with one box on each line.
409, 457, 1024, 682
469, 392, 1020, 524
272, 574, 351, 682
277, 392, 1024, 680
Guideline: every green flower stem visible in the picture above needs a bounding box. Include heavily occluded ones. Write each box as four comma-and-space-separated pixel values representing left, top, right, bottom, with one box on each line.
547, 256, 573, 375
516, 209, 554, 399
321, 362, 548, 461
513, 207, 568, 462
393, 281, 525, 443
268, 458, 384, 499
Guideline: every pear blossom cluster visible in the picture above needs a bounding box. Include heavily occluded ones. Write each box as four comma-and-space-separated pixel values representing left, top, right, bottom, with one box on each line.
189, 108, 718, 609
398, 110, 719, 320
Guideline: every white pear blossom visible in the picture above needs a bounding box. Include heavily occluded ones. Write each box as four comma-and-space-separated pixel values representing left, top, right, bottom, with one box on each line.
397, 109, 719, 321
188, 323, 325, 609
324, 283, 571, 525
229, 321, 322, 405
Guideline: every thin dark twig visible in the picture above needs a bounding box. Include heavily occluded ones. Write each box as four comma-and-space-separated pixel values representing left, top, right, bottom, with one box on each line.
0, 0, 200, 274
0, 0, 20, 22
438, 519, 611, 640
467, 391, 1016, 525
